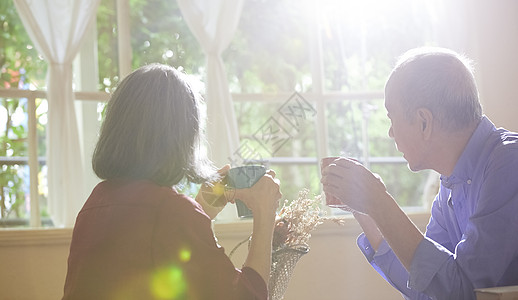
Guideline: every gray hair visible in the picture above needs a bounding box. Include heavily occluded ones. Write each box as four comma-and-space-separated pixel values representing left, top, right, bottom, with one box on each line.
385, 47, 482, 130
92, 63, 216, 186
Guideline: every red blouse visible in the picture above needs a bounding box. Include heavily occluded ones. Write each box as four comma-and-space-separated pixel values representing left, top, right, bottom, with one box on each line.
63, 180, 267, 300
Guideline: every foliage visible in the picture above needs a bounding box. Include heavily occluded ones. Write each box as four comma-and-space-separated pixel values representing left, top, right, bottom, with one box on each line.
224, 0, 311, 94
97, 0, 205, 92
96, 0, 119, 92
0, 1, 47, 221
0, 2, 47, 87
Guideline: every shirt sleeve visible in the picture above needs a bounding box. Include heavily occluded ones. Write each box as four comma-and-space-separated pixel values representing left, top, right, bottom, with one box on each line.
356, 187, 463, 300
152, 192, 268, 300
236, 267, 268, 299
355, 189, 456, 300
357, 234, 432, 300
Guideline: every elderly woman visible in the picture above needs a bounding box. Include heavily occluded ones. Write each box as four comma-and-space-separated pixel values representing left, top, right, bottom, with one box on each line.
63, 64, 281, 300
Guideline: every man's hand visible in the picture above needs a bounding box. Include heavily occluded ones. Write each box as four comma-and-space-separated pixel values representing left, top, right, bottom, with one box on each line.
320, 157, 388, 215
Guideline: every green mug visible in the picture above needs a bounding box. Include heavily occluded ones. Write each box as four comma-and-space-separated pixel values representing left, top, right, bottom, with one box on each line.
226, 165, 266, 218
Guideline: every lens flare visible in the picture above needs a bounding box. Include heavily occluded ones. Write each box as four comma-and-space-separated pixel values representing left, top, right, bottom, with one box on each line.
179, 247, 191, 262
150, 266, 186, 299
212, 182, 225, 196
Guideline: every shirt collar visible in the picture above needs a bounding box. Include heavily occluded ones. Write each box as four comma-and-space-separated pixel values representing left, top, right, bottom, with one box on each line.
440, 116, 495, 189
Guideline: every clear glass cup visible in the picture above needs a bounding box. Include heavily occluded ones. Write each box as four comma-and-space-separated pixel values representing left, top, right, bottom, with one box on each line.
320, 157, 349, 209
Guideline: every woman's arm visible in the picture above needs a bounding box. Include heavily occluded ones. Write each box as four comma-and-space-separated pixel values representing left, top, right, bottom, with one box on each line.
232, 170, 282, 283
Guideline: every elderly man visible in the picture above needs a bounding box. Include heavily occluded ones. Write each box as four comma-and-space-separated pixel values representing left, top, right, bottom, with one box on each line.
321, 47, 518, 299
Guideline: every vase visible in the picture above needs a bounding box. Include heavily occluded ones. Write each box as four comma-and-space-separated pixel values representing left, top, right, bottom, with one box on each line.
268, 244, 310, 300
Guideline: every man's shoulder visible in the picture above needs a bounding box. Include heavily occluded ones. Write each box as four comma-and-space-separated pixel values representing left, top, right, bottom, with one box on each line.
479, 128, 518, 179
497, 128, 518, 146
489, 127, 518, 157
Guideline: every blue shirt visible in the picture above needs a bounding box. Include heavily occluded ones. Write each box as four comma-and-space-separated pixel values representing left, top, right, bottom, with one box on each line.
357, 116, 518, 300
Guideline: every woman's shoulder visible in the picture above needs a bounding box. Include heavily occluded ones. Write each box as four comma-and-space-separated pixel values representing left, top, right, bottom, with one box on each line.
155, 185, 209, 220
89, 180, 190, 205
152, 185, 213, 236
85, 179, 209, 221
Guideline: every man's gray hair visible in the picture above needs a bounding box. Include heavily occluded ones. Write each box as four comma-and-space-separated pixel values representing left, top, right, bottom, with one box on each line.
385, 47, 483, 130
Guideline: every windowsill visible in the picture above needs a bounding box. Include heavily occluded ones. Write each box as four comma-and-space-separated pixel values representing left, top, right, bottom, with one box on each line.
213, 210, 431, 238
0, 227, 73, 246
0, 211, 431, 246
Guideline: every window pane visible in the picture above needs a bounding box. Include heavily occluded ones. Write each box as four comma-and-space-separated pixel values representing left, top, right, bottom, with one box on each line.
0, 1, 49, 226
0, 97, 48, 226
320, 0, 437, 92
234, 95, 317, 161
225, 0, 311, 93
0, 1, 47, 89
326, 98, 435, 208
366, 99, 400, 157
268, 163, 321, 205
37, 99, 48, 219
97, 0, 120, 92
130, 0, 204, 75
97, 0, 204, 91
370, 163, 434, 208
0, 98, 29, 222
326, 99, 376, 158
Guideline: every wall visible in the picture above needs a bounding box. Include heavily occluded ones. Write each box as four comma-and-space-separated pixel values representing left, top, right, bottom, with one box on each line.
0, 214, 429, 300
0, 229, 72, 300
217, 217, 410, 300
469, 0, 518, 131
433, 0, 518, 131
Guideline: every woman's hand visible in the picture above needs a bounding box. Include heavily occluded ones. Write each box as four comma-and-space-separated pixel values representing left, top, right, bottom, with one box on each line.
238, 169, 282, 283
231, 169, 282, 221
195, 164, 231, 219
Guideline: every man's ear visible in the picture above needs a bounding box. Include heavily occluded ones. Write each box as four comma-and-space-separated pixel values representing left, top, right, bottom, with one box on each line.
417, 108, 433, 139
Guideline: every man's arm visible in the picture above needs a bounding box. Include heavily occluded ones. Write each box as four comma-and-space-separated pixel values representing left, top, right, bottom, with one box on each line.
322, 157, 518, 300
353, 213, 382, 250
367, 194, 423, 271
322, 158, 423, 270
355, 213, 434, 299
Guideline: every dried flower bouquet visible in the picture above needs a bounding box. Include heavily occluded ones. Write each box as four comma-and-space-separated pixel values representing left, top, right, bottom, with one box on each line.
269, 188, 325, 300
272, 188, 324, 251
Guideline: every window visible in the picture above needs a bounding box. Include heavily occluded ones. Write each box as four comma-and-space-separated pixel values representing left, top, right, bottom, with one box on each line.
224, 0, 439, 214
0, 2, 48, 226
1, 0, 441, 227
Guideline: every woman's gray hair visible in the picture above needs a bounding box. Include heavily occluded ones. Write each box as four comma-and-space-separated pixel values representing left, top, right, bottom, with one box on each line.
385, 47, 483, 130
92, 63, 216, 186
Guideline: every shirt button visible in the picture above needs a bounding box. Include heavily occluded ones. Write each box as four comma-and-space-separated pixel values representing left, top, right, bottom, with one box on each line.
467, 179, 472, 184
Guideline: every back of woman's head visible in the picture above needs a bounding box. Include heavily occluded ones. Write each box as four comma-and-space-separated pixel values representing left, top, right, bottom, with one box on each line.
92, 63, 215, 186
386, 47, 482, 131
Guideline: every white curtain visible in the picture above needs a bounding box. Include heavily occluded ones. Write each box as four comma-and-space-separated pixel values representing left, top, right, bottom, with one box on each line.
14, 0, 101, 227
177, 0, 243, 167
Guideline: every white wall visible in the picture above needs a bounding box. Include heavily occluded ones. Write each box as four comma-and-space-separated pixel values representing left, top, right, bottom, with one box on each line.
469, 0, 518, 131
0, 229, 72, 300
